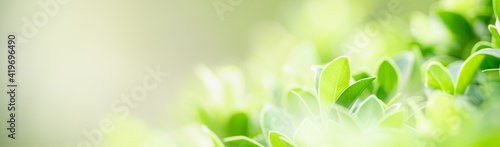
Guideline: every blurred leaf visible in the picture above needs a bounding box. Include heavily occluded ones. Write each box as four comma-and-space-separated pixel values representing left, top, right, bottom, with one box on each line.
394, 51, 423, 95
393, 52, 415, 87
437, 11, 474, 42
336, 77, 376, 108
447, 60, 464, 84
385, 103, 402, 115
379, 111, 405, 129
426, 62, 455, 94
284, 89, 316, 120
223, 136, 264, 147
376, 58, 399, 102
329, 106, 360, 131
197, 106, 214, 127
202, 125, 225, 147
482, 68, 500, 73
269, 131, 295, 147
426, 92, 459, 132
426, 55, 460, 67
260, 105, 296, 138
494, 0, 500, 20
293, 119, 323, 147
294, 89, 320, 117
482, 67, 500, 81
311, 66, 324, 96
352, 72, 370, 81
227, 113, 248, 136
456, 49, 500, 95
355, 95, 385, 127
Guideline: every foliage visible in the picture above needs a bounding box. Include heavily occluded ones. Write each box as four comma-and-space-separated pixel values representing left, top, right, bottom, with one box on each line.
180, 0, 500, 146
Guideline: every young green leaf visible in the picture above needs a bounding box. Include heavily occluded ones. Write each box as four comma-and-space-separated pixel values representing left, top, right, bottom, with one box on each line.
223, 136, 264, 147
227, 113, 249, 136
318, 56, 350, 119
202, 125, 225, 147
336, 77, 376, 108
293, 119, 323, 147
456, 49, 500, 95
319, 56, 350, 104
376, 58, 399, 102
269, 131, 295, 147
426, 62, 455, 94
355, 95, 385, 127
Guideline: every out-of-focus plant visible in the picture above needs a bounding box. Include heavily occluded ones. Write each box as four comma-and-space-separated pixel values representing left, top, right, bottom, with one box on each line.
171, 0, 500, 146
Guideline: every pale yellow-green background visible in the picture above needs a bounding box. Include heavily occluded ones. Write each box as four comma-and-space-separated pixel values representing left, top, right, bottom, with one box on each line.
0, 0, 435, 146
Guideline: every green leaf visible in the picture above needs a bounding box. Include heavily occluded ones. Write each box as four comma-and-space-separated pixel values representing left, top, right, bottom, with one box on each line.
376, 58, 399, 102
202, 125, 225, 147
437, 11, 474, 42
352, 72, 375, 97
379, 111, 405, 128
336, 77, 376, 108
488, 25, 500, 48
269, 131, 295, 147
355, 95, 385, 127
260, 105, 296, 138
223, 136, 264, 147
494, 0, 500, 21
227, 113, 248, 136
293, 119, 323, 147
456, 49, 500, 95
319, 56, 350, 104
426, 62, 455, 94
